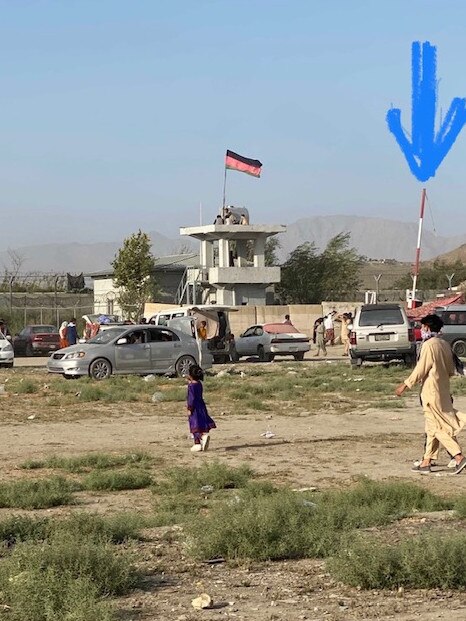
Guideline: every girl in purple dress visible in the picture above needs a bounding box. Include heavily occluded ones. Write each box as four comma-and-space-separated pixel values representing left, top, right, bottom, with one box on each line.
187, 365, 216, 453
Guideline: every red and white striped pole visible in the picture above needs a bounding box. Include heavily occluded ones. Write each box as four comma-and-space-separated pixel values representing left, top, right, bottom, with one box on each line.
411, 188, 427, 307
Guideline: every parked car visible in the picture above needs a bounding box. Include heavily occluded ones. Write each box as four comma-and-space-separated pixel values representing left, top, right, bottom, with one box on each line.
433, 304, 466, 356
13, 325, 60, 357
147, 305, 237, 364
349, 304, 416, 367
234, 323, 310, 362
47, 323, 212, 380
0, 332, 14, 368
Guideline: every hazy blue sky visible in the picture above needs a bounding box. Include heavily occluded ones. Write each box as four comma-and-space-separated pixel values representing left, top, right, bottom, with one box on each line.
1, 0, 466, 250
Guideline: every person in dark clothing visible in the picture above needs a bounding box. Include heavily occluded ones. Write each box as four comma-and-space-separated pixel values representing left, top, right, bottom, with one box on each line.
66, 318, 78, 345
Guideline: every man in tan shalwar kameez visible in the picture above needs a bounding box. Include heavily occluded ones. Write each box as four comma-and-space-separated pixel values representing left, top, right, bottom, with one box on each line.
396, 314, 466, 475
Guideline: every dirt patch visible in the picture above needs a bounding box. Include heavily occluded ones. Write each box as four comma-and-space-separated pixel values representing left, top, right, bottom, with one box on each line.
1, 362, 466, 619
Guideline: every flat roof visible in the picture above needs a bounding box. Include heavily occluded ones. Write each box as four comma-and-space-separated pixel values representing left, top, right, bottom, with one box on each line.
180, 224, 286, 240
87, 253, 200, 278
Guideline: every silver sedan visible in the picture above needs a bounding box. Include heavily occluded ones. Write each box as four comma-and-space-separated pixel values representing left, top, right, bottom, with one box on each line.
234, 323, 310, 362
47, 325, 212, 380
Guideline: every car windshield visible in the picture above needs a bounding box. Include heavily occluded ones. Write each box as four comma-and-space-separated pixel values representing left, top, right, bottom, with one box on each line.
87, 327, 127, 344
31, 326, 58, 334
359, 309, 404, 326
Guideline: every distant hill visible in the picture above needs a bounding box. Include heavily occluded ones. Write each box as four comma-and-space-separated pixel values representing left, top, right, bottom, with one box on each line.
1, 215, 465, 274
0, 232, 197, 274
278, 216, 466, 262
431, 243, 466, 264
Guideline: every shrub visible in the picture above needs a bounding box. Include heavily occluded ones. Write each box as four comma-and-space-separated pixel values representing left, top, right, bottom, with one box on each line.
187, 479, 449, 561
0, 530, 136, 621
82, 469, 152, 492
330, 533, 466, 589
54, 512, 145, 544
0, 515, 50, 545
0, 477, 79, 509
10, 379, 39, 394
24, 451, 153, 473
188, 489, 313, 561
158, 462, 253, 494
153, 495, 206, 526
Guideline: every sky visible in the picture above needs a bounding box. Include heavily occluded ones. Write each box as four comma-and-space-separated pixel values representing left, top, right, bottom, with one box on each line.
1, 0, 466, 251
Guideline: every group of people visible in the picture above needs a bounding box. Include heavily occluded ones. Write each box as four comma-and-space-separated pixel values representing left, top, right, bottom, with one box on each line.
213, 206, 249, 225
58, 319, 79, 348
312, 310, 353, 357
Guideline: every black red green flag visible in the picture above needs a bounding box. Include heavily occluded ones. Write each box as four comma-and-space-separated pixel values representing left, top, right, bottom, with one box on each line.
225, 150, 262, 177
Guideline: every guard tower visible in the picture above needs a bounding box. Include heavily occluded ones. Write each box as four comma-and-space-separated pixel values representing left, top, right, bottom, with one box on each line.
179, 222, 286, 305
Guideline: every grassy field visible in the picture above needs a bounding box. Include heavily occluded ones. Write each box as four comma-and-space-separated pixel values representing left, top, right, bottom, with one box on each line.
1, 361, 466, 619
0, 457, 464, 619
0, 362, 422, 422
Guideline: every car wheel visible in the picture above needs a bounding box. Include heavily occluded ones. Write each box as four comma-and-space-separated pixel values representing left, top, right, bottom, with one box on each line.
294, 352, 305, 361
453, 340, 466, 357
258, 345, 272, 362
351, 357, 363, 367
25, 344, 34, 357
5, 363, 13, 369
175, 355, 196, 377
89, 358, 112, 380
230, 351, 240, 363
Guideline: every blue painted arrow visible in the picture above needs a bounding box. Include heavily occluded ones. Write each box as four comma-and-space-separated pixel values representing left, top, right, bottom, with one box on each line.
386, 41, 466, 182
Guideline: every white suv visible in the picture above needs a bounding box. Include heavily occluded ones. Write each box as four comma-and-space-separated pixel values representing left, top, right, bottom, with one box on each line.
349, 304, 416, 367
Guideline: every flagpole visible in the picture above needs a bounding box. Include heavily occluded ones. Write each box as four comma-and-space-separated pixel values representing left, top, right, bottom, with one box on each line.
222, 165, 227, 216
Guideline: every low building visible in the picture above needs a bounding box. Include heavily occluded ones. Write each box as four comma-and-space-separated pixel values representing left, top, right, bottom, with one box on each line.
89, 253, 199, 316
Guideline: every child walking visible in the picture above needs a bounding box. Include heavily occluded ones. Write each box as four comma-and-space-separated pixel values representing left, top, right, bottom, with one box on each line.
187, 364, 216, 453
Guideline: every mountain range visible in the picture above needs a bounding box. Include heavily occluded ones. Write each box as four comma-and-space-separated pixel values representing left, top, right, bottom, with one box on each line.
1, 215, 466, 274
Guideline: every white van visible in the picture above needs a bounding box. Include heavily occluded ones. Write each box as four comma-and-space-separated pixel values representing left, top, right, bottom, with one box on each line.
146, 305, 236, 364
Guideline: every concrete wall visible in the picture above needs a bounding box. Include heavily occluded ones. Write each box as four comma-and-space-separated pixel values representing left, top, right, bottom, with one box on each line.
143, 302, 323, 338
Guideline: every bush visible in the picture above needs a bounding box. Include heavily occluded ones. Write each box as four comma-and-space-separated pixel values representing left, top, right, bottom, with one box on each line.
21, 451, 153, 473
187, 479, 449, 561
330, 533, 466, 589
188, 489, 313, 561
0, 477, 79, 509
0, 515, 50, 545
0, 530, 136, 621
53, 512, 145, 544
454, 494, 466, 518
159, 462, 253, 495
153, 495, 206, 527
10, 379, 39, 394
82, 469, 152, 492
1, 570, 114, 621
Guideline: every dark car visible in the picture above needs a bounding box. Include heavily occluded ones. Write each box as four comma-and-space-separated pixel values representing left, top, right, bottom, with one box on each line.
14, 325, 61, 357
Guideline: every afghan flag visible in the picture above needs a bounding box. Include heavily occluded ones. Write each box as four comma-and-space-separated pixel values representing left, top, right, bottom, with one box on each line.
225, 150, 262, 177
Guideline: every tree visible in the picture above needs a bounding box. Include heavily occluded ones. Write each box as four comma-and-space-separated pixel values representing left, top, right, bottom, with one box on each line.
393, 259, 466, 291
277, 233, 363, 304
318, 233, 362, 300
112, 230, 156, 320
265, 237, 281, 267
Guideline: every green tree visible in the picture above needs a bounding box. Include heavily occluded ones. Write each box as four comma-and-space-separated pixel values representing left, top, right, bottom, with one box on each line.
393, 259, 466, 290
111, 230, 156, 320
277, 233, 363, 304
318, 233, 363, 300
